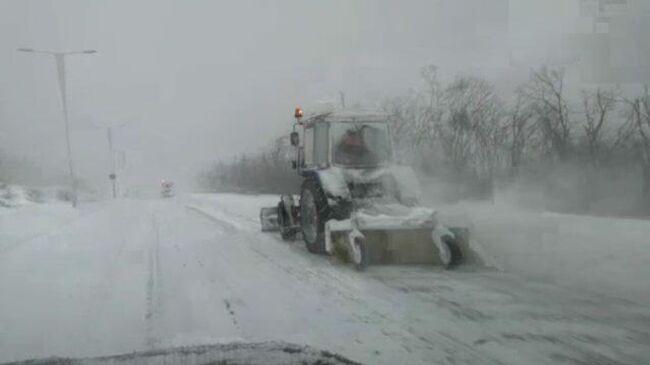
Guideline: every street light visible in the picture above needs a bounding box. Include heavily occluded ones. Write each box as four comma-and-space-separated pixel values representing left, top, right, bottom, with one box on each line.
17, 47, 97, 207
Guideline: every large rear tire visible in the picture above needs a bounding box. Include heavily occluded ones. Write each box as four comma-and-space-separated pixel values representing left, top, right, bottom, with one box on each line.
300, 178, 331, 254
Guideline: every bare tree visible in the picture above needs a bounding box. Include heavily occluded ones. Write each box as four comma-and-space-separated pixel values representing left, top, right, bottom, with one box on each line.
573, 88, 619, 208
383, 92, 424, 160
199, 134, 301, 194
624, 86, 650, 210
506, 90, 536, 178
524, 67, 573, 161
437, 76, 504, 198
382, 65, 445, 170
419, 65, 445, 144
580, 87, 618, 165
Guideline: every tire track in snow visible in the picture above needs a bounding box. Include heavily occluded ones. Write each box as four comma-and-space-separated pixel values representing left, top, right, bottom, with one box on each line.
181, 198, 647, 364
79, 231, 130, 340
145, 211, 163, 350
189, 235, 245, 339
188, 198, 644, 364
223, 298, 240, 329
187, 200, 513, 364
247, 228, 643, 364
188, 202, 453, 361
186, 204, 237, 232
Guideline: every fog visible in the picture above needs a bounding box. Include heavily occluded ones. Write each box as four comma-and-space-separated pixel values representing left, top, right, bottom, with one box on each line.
0, 0, 647, 192
3, 3, 650, 363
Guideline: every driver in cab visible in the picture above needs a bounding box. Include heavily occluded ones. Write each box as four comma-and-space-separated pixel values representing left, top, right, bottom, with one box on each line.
334, 128, 378, 166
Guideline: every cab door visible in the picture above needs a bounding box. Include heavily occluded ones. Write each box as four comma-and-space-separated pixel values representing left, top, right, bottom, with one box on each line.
303, 122, 329, 170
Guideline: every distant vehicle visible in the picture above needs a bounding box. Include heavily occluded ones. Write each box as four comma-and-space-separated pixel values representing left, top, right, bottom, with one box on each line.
260, 107, 477, 271
160, 180, 174, 198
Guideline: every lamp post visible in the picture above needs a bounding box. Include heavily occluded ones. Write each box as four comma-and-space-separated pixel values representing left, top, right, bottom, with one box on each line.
17, 48, 97, 207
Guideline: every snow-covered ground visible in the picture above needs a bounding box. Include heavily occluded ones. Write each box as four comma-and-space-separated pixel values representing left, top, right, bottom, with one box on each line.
0, 185, 105, 255
0, 193, 649, 364
435, 199, 650, 305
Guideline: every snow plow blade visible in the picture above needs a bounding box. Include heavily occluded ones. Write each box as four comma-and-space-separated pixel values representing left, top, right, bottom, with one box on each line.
327, 224, 479, 268
260, 206, 280, 232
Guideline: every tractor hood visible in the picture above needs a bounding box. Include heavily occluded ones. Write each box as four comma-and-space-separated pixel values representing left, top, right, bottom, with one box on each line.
316, 165, 422, 204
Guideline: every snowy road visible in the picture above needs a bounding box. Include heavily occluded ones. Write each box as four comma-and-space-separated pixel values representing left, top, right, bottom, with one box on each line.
1, 195, 649, 364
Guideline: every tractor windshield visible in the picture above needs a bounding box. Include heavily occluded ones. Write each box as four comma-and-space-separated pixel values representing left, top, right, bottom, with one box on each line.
332, 122, 392, 167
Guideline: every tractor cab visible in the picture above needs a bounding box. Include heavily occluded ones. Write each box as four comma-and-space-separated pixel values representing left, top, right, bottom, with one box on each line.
290, 110, 394, 173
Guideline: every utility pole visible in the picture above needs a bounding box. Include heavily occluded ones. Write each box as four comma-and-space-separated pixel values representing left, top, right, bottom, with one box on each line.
339, 91, 346, 109
103, 121, 128, 199
107, 126, 117, 198
17, 48, 97, 207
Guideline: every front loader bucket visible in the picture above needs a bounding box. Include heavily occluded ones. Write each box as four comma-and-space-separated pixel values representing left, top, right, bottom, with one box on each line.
260, 207, 280, 232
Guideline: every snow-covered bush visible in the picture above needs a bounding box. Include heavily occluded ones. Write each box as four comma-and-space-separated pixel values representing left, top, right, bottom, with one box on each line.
0, 185, 37, 208
56, 189, 74, 202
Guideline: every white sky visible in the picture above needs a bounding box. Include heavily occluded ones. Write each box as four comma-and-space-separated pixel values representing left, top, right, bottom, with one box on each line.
1, 0, 643, 189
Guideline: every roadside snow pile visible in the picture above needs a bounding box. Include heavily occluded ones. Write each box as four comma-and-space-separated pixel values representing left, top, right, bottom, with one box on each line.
0, 184, 82, 209
0, 184, 44, 208
437, 199, 650, 305
0, 191, 79, 252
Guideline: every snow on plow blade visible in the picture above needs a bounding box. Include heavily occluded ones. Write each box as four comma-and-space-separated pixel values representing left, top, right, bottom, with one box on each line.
328, 227, 474, 267
331, 228, 441, 265
325, 207, 481, 269
260, 206, 280, 232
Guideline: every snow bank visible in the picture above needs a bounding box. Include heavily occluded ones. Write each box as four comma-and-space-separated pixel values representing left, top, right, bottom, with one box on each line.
0, 202, 80, 252
0, 185, 40, 208
0, 184, 85, 208
0, 185, 104, 252
436, 199, 650, 305
0, 184, 78, 252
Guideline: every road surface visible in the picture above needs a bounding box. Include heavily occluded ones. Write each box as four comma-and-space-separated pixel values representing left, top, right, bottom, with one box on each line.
0, 195, 648, 364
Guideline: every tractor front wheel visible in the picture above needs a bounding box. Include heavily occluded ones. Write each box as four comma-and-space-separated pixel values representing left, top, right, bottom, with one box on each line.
441, 235, 463, 268
277, 202, 297, 241
352, 236, 369, 271
300, 178, 330, 254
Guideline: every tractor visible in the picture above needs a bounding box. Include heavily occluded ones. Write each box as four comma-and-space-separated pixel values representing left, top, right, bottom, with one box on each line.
260, 107, 474, 270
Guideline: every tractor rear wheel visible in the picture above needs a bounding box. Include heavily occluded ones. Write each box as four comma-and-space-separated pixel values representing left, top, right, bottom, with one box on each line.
300, 178, 330, 254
